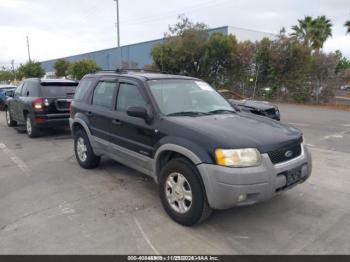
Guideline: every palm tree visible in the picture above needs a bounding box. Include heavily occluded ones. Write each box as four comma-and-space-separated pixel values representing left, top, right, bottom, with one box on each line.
345, 19, 350, 34
291, 16, 314, 47
291, 16, 332, 52
311, 15, 332, 52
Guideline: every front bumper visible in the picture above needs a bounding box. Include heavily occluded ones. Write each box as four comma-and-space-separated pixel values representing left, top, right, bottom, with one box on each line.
197, 144, 312, 210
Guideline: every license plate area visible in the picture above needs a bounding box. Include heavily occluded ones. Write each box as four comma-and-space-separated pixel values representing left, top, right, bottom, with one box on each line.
276, 165, 305, 192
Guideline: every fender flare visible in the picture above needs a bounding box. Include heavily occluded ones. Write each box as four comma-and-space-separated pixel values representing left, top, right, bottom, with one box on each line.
153, 143, 204, 183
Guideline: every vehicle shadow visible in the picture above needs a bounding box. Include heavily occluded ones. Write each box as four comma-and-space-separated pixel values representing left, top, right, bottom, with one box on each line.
39, 127, 72, 140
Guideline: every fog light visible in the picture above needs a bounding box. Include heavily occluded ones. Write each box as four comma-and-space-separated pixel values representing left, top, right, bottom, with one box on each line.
238, 194, 247, 202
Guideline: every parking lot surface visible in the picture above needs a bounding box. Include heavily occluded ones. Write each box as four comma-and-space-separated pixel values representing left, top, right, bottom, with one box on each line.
0, 104, 349, 254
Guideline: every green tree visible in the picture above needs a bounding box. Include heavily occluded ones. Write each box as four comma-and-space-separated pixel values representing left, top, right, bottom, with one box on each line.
0, 67, 15, 82
310, 52, 339, 103
202, 33, 238, 85
335, 50, 350, 74
151, 16, 209, 77
68, 59, 101, 80
17, 61, 45, 79
54, 59, 70, 77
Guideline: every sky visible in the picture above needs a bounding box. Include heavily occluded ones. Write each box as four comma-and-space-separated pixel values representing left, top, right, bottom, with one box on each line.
0, 0, 349, 68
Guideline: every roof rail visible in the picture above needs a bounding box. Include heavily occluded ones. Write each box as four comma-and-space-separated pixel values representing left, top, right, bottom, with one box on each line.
96, 68, 162, 74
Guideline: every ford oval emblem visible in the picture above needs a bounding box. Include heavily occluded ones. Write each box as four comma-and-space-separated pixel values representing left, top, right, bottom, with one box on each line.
285, 150, 293, 158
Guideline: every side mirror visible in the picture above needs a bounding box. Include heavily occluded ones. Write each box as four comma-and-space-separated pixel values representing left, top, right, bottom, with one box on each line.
127, 107, 152, 122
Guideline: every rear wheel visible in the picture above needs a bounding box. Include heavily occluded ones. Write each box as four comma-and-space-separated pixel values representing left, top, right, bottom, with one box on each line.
5, 107, 17, 127
74, 129, 100, 169
25, 114, 40, 138
159, 158, 212, 226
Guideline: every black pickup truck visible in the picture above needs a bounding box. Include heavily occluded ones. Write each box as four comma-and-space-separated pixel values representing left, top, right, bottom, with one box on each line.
6, 78, 78, 137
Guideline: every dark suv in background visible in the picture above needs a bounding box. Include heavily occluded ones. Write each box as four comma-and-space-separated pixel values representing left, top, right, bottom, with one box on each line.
6, 78, 78, 137
70, 70, 312, 226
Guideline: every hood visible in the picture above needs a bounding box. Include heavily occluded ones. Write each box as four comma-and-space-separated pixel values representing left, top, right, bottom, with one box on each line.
231, 99, 276, 111
165, 113, 302, 153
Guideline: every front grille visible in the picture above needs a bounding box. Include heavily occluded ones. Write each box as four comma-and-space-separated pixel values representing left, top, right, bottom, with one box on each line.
268, 142, 302, 164
265, 108, 276, 115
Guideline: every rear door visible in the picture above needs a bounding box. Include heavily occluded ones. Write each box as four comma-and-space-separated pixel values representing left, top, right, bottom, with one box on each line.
11, 83, 23, 121
17, 80, 40, 123
87, 78, 118, 144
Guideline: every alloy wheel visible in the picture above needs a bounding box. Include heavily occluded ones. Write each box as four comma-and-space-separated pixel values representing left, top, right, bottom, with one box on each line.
26, 117, 32, 135
165, 172, 193, 214
6, 110, 11, 125
76, 137, 88, 162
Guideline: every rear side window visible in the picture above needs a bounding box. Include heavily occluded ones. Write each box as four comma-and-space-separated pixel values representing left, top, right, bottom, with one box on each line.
14, 83, 23, 97
116, 83, 146, 112
22, 81, 40, 97
41, 82, 77, 98
92, 81, 116, 109
74, 78, 94, 101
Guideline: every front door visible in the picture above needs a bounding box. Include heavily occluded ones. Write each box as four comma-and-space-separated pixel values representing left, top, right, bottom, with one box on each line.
109, 79, 156, 173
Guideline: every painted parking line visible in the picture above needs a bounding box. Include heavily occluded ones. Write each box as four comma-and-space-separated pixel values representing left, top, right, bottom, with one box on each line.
0, 143, 30, 176
134, 217, 159, 255
322, 130, 348, 140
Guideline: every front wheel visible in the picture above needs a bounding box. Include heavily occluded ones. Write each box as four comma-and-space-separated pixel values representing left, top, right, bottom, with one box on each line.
159, 158, 212, 226
74, 129, 100, 169
5, 107, 17, 127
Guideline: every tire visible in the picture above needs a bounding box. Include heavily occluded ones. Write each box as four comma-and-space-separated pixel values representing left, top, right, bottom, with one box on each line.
74, 129, 100, 169
159, 158, 212, 226
5, 107, 17, 127
25, 114, 40, 138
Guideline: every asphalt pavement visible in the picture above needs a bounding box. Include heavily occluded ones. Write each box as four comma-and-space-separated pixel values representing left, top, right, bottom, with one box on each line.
0, 104, 349, 254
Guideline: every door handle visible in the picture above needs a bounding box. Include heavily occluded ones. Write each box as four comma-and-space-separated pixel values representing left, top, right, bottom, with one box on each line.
112, 119, 122, 125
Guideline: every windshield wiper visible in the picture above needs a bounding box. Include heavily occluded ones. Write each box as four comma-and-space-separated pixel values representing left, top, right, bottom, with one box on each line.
208, 109, 236, 115
167, 111, 211, 117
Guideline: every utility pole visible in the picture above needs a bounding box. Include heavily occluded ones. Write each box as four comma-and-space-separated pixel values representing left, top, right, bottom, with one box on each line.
26, 36, 31, 62
114, 0, 121, 68
114, 0, 120, 47
10, 60, 16, 80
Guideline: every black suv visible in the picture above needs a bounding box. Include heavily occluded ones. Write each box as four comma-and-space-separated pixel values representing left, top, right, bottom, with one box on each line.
6, 78, 78, 137
70, 70, 312, 226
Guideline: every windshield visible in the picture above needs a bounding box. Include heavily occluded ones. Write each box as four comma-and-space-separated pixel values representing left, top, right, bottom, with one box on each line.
148, 79, 234, 116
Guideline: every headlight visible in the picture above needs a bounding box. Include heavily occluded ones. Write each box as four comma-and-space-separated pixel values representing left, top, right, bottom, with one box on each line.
215, 148, 262, 167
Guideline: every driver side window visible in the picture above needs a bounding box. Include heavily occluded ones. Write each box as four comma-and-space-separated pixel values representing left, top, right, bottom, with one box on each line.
116, 83, 146, 112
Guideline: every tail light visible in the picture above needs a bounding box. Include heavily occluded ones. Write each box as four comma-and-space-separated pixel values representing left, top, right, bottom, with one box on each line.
32, 98, 44, 110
